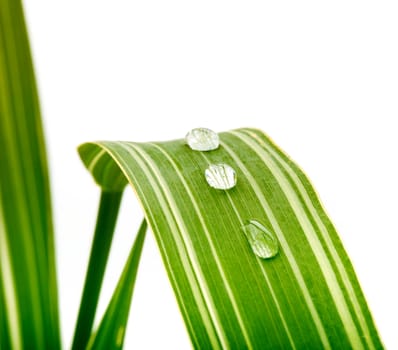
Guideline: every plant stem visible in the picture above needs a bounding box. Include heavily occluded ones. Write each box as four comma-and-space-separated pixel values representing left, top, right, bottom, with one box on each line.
71, 190, 123, 350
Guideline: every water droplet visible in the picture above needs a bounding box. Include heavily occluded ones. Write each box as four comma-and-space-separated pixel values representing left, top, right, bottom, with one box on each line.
241, 220, 279, 259
205, 163, 237, 190
185, 128, 219, 151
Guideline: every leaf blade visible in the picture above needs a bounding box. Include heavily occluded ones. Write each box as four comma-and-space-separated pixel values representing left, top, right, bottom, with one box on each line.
88, 219, 147, 350
0, 0, 60, 347
72, 191, 124, 350
79, 128, 383, 349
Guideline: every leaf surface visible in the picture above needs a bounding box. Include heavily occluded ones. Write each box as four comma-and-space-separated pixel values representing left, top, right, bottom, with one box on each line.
79, 128, 383, 349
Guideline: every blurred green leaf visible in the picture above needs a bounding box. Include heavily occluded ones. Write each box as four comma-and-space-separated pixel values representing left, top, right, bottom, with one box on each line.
0, 0, 60, 348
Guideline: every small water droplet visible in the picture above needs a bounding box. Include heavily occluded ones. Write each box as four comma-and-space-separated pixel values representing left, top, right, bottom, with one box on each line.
205, 163, 237, 190
185, 128, 219, 151
241, 220, 279, 259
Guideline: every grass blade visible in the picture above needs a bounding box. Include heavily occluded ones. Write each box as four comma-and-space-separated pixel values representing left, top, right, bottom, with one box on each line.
0, 234, 12, 350
78, 128, 383, 349
88, 219, 147, 350
0, 0, 60, 348
72, 191, 124, 350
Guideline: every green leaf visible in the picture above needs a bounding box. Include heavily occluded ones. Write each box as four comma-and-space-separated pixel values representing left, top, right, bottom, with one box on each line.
0, 0, 60, 348
87, 219, 147, 350
0, 232, 13, 350
72, 191, 124, 350
79, 128, 383, 349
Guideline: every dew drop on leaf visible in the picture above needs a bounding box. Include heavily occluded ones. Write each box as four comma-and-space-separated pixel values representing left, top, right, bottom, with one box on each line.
241, 220, 279, 259
185, 128, 219, 151
205, 163, 237, 190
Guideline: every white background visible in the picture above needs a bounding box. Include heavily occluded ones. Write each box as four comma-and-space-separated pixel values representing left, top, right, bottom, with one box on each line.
23, 1, 397, 349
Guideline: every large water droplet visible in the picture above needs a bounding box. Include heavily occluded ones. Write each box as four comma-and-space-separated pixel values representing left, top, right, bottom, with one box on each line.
205, 163, 237, 190
185, 128, 219, 151
241, 220, 279, 259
